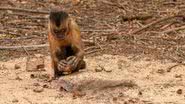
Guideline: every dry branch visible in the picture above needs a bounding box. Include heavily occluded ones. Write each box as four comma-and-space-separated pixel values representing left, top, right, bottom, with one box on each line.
162, 25, 185, 33
167, 63, 185, 72
0, 29, 115, 37
84, 46, 100, 51
0, 30, 21, 36
0, 39, 95, 50
85, 49, 100, 55
8, 13, 48, 19
129, 15, 185, 35
81, 29, 115, 32
0, 43, 101, 55
121, 15, 153, 21
0, 44, 49, 50
101, 0, 127, 11
0, 7, 48, 14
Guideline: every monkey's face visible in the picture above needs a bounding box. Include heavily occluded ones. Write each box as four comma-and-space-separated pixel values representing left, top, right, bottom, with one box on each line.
50, 21, 68, 40
49, 10, 70, 40
52, 27, 67, 39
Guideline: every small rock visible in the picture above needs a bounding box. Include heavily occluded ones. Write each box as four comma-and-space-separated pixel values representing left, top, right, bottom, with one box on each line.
72, 90, 86, 98
96, 65, 112, 72
30, 74, 36, 79
124, 101, 128, 104
128, 98, 138, 103
34, 54, 44, 58
177, 89, 182, 94
30, 73, 49, 80
24, 87, 29, 90
95, 66, 103, 72
175, 74, 182, 78
113, 97, 117, 101
156, 69, 165, 74
33, 86, 44, 93
36, 64, 45, 70
57, 93, 64, 98
12, 99, 19, 103
43, 84, 50, 88
14, 64, 21, 69
104, 68, 112, 72
26, 57, 44, 72
33, 83, 40, 86
15, 76, 22, 80
138, 91, 142, 96
2, 64, 8, 70
118, 92, 124, 97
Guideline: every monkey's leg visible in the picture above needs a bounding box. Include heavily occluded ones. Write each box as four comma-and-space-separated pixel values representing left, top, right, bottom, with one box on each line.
49, 57, 63, 79
53, 60, 64, 77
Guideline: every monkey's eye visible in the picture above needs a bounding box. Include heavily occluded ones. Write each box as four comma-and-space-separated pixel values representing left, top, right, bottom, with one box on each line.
54, 29, 61, 34
61, 29, 66, 33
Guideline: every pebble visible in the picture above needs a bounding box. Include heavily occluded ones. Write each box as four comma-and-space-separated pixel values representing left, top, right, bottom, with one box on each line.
103, 68, 112, 72
33, 86, 44, 93
14, 64, 21, 69
156, 69, 165, 74
95, 66, 103, 72
12, 99, 19, 103
177, 89, 182, 94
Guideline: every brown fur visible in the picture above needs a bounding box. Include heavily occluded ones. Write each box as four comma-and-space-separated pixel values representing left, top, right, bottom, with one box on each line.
48, 10, 85, 79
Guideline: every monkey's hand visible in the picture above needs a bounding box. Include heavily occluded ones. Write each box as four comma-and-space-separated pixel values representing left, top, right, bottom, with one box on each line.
57, 56, 80, 74
66, 56, 80, 71
58, 60, 72, 74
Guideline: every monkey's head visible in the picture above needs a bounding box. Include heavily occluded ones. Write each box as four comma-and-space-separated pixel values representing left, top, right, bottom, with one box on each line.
49, 10, 70, 40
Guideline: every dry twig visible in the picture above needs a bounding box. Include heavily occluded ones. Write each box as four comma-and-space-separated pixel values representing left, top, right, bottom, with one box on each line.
129, 15, 185, 35
85, 49, 101, 55
101, 0, 126, 10
167, 63, 185, 72
162, 25, 185, 33
0, 44, 49, 50
0, 7, 48, 14
0, 39, 95, 50
121, 15, 153, 21
81, 29, 115, 32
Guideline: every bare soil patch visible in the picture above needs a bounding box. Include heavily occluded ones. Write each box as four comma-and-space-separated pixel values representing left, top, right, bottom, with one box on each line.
0, 55, 185, 104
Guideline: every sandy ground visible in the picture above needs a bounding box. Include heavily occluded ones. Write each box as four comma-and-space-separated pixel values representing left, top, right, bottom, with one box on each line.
0, 54, 185, 104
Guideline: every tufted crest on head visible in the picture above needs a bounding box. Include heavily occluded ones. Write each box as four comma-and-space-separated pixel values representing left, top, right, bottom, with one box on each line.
49, 9, 69, 27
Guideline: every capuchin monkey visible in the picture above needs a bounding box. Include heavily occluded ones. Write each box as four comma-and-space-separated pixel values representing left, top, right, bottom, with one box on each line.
48, 9, 86, 79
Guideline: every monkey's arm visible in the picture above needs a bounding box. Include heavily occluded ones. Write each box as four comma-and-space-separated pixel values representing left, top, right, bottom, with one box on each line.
68, 20, 85, 70
48, 33, 59, 79
48, 33, 65, 78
